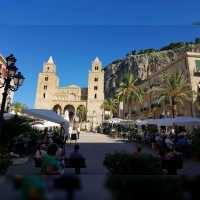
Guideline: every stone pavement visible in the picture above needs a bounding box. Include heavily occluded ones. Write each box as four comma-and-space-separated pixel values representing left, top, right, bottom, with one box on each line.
1, 132, 200, 200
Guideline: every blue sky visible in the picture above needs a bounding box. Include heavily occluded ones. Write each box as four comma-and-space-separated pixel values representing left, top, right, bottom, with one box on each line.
0, 0, 200, 107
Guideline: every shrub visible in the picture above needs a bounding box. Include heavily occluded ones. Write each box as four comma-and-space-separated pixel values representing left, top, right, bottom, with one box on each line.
80, 128, 87, 131
147, 125, 158, 134
103, 127, 112, 135
105, 175, 183, 200
103, 151, 163, 175
0, 146, 11, 174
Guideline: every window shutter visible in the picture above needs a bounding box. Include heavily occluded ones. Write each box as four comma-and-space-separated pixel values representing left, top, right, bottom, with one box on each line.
196, 60, 200, 72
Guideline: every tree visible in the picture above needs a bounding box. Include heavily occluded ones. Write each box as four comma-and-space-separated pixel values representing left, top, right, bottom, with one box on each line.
133, 86, 146, 115
152, 72, 193, 118
101, 98, 118, 119
116, 73, 138, 119
195, 37, 200, 44
76, 105, 87, 124
13, 102, 27, 113
1, 115, 35, 144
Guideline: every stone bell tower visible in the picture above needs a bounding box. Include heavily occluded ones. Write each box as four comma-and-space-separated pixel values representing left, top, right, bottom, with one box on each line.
87, 57, 104, 129
35, 56, 59, 109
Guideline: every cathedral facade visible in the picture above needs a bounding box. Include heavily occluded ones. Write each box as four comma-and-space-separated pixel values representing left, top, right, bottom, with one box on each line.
35, 56, 104, 129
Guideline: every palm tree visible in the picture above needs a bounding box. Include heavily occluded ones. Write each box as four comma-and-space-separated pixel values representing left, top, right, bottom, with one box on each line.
76, 105, 87, 126
101, 98, 118, 119
152, 72, 193, 118
116, 73, 138, 119
134, 86, 146, 114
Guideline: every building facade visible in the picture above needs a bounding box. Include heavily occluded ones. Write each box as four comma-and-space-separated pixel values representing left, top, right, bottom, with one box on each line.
130, 52, 200, 119
104, 48, 200, 119
0, 54, 14, 112
35, 56, 104, 128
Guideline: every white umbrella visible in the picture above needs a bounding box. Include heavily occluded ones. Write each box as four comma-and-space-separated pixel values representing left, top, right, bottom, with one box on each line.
23, 109, 66, 124
32, 120, 60, 130
135, 119, 145, 125
3, 113, 15, 120
144, 118, 158, 125
109, 118, 122, 124
145, 116, 200, 126
174, 116, 200, 125
23, 109, 69, 135
156, 118, 174, 126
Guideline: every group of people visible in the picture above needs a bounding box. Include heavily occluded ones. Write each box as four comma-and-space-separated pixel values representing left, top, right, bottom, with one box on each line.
131, 127, 190, 175
34, 128, 84, 175
142, 127, 190, 153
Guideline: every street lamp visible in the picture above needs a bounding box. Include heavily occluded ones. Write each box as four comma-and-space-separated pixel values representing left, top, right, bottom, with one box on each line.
0, 54, 25, 121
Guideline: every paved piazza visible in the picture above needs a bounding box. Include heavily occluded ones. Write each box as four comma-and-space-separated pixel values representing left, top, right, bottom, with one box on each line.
1, 132, 200, 200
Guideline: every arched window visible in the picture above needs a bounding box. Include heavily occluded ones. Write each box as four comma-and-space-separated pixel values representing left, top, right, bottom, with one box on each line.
43, 93, 46, 98
94, 93, 97, 99
45, 76, 48, 81
95, 66, 98, 70
94, 77, 98, 82
94, 86, 98, 90
44, 85, 47, 90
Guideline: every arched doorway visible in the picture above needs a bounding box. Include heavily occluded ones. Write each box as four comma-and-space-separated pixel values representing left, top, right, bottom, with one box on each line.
63, 105, 75, 121
53, 104, 62, 115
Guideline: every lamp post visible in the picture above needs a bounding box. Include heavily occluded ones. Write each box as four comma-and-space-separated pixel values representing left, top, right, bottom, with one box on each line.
0, 54, 25, 123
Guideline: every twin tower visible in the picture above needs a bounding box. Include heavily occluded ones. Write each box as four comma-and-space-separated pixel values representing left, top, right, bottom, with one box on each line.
35, 56, 104, 129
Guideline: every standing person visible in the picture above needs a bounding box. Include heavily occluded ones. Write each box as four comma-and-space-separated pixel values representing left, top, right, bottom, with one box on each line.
143, 127, 148, 144
77, 126, 80, 139
60, 125, 67, 143
69, 126, 73, 139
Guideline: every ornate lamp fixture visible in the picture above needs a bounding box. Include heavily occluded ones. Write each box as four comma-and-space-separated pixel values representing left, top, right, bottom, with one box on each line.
0, 54, 25, 121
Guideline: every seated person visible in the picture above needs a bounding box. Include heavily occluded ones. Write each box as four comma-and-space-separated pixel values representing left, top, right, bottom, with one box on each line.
165, 136, 174, 150
133, 146, 142, 158
41, 143, 60, 174
69, 144, 85, 174
70, 144, 84, 160
164, 148, 181, 175
176, 135, 189, 146
35, 144, 46, 159
56, 145, 64, 161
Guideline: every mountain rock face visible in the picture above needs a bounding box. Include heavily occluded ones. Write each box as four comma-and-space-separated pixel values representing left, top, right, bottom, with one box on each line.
104, 44, 200, 98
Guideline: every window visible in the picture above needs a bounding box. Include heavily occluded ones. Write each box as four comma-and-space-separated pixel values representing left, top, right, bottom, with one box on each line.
94, 86, 98, 90
47, 67, 49, 71
94, 94, 97, 99
94, 77, 98, 82
44, 85, 47, 90
45, 76, 48, 81
196, 60, 200, 72
95, 66, 98, 70
43, 93, 46, 98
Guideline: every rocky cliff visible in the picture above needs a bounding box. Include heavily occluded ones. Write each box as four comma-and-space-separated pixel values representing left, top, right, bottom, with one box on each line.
104, 42, 200, 98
